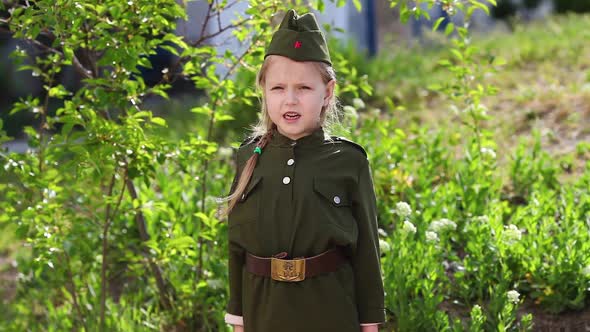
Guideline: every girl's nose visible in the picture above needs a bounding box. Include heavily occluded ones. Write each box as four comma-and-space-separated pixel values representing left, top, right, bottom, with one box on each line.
285, 88, 298, 105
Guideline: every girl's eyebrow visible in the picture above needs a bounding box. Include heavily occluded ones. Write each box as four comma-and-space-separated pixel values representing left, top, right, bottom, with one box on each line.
267, 81, 313, 86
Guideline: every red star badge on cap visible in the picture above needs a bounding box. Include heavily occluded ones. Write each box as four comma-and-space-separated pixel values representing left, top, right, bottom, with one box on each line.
294, 41, 302, 49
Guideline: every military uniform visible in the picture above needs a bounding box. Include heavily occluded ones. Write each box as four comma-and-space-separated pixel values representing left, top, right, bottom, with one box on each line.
226, 127, 385, 331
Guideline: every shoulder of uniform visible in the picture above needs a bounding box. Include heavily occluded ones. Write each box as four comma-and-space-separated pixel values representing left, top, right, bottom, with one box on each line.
329, 136, 367, 157
239, 135, 261, 148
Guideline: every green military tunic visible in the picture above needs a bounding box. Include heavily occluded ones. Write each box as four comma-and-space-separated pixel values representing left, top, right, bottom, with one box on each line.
226, 127, 385, 332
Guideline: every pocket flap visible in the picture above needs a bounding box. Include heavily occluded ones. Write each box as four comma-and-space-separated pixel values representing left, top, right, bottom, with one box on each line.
313, 178, 350, 206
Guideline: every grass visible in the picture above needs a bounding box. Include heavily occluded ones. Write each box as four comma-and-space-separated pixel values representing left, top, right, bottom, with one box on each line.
0, 223, 22, 322
366, 14, 590, 180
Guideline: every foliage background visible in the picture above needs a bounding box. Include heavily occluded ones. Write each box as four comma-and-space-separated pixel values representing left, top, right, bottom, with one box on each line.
0, 0, 589, 331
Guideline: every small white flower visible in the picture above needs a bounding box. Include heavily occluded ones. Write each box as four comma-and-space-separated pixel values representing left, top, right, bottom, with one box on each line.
402, 220, 417, 234
425, 231, 439, 243
395, 202, 412, 218
581, 265, 590, 277
472, 215, 489, 223
429, 218, 457, 233
480, 147, 496, 159
218, 147, 233, 158
342, 105, 358, 120
379, 239, 391, 253
207, 279, 223, 290
503, 224, 522, 245
507, 290, 520, 304
43, 188, 57, 199
471, 304, 483, 314
352, 98, 366, 109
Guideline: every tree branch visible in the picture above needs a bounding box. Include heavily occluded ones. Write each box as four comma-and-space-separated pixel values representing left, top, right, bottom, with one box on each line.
99, 171, 117, 332
215, 0, 223, 32
62, 251, 90, 332
26, 36, 93, 79
190, 19, 248, 47
199, 2, 213, 41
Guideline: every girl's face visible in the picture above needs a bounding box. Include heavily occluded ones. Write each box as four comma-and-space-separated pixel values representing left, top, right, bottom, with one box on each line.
264, 55, 335, 141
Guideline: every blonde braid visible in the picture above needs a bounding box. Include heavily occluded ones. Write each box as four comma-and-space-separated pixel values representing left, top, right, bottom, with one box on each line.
219, 129, 274, 218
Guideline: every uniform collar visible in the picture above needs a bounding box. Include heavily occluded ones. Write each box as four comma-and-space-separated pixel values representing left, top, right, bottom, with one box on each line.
269, 126, 326, 147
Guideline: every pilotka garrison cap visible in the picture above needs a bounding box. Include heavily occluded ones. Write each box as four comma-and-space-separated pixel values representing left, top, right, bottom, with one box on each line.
265, 9, 332, 66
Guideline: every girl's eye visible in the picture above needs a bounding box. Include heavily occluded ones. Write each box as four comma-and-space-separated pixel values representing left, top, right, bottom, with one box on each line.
271, 86, 283, 90
300, 86, 310, 90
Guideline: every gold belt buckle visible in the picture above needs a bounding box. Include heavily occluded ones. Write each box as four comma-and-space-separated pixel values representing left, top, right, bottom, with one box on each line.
271, 257, 306, 282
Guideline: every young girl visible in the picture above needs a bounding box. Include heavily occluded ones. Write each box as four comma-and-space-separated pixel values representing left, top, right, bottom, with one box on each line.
223, 9, 385, 332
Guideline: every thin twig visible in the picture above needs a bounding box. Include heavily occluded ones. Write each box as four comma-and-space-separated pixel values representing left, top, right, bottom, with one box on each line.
36, 66, 56, 178
99, 171, 117, 332
215, 0, 222, 32
109, 167, 129, 225
199, 2, 213, 41
190, 19, 248, 46
221, 38, 257, 82
83, 21, 98, 78
26, 36, 93, 79
223, 0, 240, 12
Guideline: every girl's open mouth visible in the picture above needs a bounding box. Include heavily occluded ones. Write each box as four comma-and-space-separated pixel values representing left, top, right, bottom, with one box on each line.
283, 112, 301, 121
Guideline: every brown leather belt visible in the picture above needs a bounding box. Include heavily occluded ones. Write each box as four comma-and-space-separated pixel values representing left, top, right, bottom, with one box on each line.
246, 247, 348, 282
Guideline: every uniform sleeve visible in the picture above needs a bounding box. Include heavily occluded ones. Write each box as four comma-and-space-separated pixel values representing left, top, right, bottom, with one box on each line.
226, 235, 245, 321
351, 158, 386, 324
226, 149, 245, 324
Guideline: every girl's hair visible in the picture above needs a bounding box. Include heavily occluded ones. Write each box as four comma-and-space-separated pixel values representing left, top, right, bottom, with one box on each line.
219, 56, 339, 218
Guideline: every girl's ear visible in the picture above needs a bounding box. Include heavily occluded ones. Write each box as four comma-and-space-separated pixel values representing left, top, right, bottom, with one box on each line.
323, 79, 336, 107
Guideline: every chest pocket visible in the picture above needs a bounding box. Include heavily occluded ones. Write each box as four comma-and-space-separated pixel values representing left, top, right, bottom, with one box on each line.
229, 175, 262, 227
313, 177, 354, 231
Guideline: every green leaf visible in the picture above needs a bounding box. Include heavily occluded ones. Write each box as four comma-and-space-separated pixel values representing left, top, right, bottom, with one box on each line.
48, 85, 71, 98
191, 106, 211, 115
214, 113, 234, 122
63, 46, 74, 65
315, 0, 324, 12
432, 17, 446, 32
444, 22, 455, 36
400, 6, 411, 23
160, 44, 179, 56
133, 111, 151, 119
61, 122, 74, 137
438, 59, 452, 66
168, 236, 196, 250
469, 0, 490, 15
492, 56, 507, 66
195, 212, 210, 227
151, 117, 167, 126
352, 0, 362, 12
451, 49, 464, 61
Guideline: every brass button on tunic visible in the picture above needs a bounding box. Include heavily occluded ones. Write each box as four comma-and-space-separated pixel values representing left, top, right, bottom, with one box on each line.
227, 127, 385, 332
